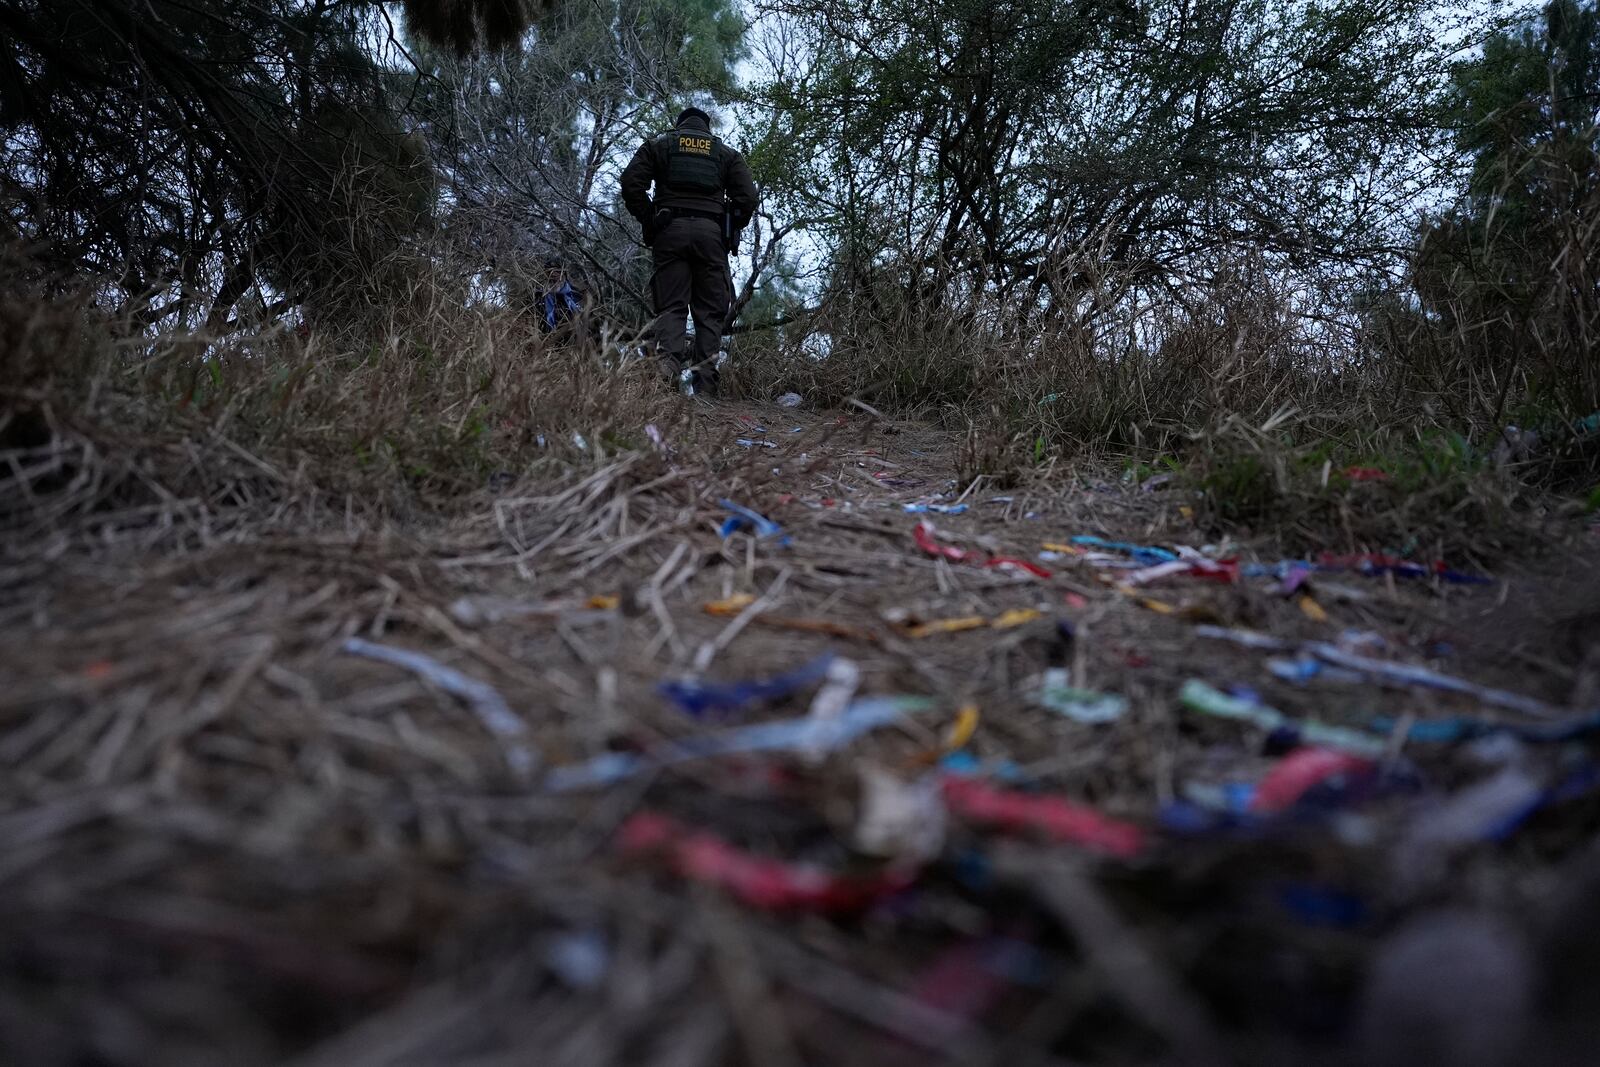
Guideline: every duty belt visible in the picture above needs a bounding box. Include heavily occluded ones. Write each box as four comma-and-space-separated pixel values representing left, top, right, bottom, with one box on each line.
666, 207, 725, 222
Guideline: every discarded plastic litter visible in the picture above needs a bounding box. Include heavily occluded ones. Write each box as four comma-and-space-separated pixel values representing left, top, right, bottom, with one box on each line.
1266, 655, 1363, 686
1242, 553, 1490, 585
1120, 560, 1194, 586
1297, 594, 1329, 622
1069, 535, 1178, 564
805, 658, 862, 762
677, 695, 937, 759
907, 615, 987, 639
543, 751, 644, 792
1039, 667, 1126, 724
1401, 766, 1545, 854
914, 520, 970, 563
543, 695, 940, 792
1193, 625, 1292, 651
942, 705, 980, 752
718, 499, 790, 545
1303, 642, 1561, 719
1178, 679, 1388, 757
341, 638, 537, 776
1493, 764, 1600, 839
855, 766, 946, 860
906, 607, 1045, 639
618, 811, 915, 913
546, 930, 610, 990
1195, 626, 1565, 718
777, 392, 803, 407
1250, 748, 1377, 813
1181, 780, 1257, 815
988, 556, 1052, 578
990, 608, 1044, 629
903, 502, 969, 514
913, 522, 1051, 579
448, 594, 600, 626
939, 750, 1026, 783
1366, 708, 1600, 744
1318, 551, 1491, 585
940, 776, 1145, 858
1122, 554, 1237, 586
1279, 564, 1314, 595
703, 593, 757, 616
660, 653, 836, 717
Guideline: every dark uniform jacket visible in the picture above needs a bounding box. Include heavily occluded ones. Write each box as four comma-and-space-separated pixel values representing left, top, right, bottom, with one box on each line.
619, 115, 759, 234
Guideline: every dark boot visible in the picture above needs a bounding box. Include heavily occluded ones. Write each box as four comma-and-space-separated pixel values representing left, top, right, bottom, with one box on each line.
666, 357, 693, 393
690, 362, 720, 398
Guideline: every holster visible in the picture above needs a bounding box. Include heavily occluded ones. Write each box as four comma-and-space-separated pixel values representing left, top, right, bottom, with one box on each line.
646, 205, 673, 245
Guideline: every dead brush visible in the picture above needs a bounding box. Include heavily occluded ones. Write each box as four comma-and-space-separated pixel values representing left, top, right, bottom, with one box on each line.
955, 408, 1034, 490
0, 245, 691, 559
727, 262, 999, 418
1380, 119, 1600, 466
1015, 255, 1379, 457
733, 243, 1392, 474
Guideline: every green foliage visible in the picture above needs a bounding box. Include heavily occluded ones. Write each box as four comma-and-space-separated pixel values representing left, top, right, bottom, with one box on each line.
0, 0, 454, 331
1196, 451, 1277, 527
751, 0, 1463, 320
1430, 0, 1599, 261
411, 0, 748, 324
1185, 421, 1528, 560
1398, 0, 1600, 427
637, 0, 748, 89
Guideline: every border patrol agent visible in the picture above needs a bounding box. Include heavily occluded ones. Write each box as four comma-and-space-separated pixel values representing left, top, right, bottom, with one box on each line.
620, 107, 758, 396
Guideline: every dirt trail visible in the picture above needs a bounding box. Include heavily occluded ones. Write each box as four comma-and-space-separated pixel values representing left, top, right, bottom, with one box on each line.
2, 397, 1598, 1066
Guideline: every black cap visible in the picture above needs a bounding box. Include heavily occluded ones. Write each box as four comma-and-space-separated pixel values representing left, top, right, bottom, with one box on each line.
676, 107, 712, 129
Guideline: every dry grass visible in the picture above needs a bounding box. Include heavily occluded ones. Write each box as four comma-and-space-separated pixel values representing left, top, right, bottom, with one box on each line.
728, 254, 1373, 449
727, 238, 1594, 567
4, 243, 1600, 1066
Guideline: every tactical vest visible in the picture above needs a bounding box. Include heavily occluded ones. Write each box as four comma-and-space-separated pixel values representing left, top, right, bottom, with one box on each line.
657, 127, 726, 198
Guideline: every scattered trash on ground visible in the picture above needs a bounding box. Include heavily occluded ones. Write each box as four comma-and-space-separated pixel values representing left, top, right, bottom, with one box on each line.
341, 637, 537, 776
18, 403, 1598, 1067
940, 777, 1146, 858
718, 498, 790, 544
1038, 667, 1127, 723
1195, 626, 1565, 718
806, 658, 862, 743
619, 811, 917, 913
914, 521, 1052, 578
1179, 679, 1389, 756
903, 608, 1043, 639
660, 653, 837, 717
855, 765, 947, 860
1069, 535, 1178, 564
